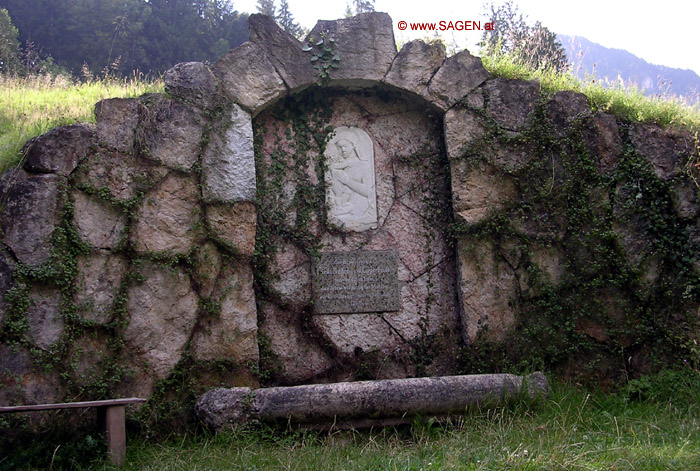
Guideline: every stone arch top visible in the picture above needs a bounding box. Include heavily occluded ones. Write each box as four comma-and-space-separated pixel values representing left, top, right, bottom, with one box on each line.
165, 13, 492, 117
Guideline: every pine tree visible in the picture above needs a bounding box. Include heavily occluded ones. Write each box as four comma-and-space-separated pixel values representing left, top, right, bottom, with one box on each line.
0, 8, 21, 74
344, 3, 353, 18
276, 0, 303, 38
480, 1, 567, 73
352, 0, 375, 14
256, 0, 276, 17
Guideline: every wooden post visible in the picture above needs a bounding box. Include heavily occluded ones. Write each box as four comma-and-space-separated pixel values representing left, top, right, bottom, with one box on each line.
98, 405, 127, 466
1, 398, 145, 466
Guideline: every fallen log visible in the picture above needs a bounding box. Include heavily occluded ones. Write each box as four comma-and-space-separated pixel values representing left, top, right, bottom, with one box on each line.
196, 372, 549, 431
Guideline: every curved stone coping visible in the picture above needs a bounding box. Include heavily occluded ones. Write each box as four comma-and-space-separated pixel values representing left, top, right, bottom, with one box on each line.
166, 12, 491, 117
196, 372, 549, 430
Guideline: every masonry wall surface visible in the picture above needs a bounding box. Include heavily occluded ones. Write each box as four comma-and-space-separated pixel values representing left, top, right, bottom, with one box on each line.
0, 12, 699, 419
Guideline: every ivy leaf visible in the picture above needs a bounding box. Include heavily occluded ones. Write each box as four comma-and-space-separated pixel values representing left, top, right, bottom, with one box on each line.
310, 56, 319, 62
301, 45, 313, 52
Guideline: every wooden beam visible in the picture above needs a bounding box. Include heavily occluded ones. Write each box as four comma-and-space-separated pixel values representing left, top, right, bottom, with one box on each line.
0, 398, 146, 413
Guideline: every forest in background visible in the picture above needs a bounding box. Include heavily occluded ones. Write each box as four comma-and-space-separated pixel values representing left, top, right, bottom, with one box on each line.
0, 0, 250, 76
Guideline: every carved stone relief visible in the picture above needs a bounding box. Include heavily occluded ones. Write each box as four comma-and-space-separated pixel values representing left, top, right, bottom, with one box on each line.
325, 126, 378, 231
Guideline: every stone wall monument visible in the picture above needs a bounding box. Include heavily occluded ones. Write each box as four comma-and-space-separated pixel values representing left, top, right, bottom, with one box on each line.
0, 10, 698, 418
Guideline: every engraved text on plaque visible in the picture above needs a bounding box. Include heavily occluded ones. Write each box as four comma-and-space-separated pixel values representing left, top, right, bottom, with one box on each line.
313, 250, 399, 314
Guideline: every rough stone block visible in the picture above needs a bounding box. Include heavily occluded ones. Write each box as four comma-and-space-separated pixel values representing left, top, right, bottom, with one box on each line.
450, 160, 517, 225
23, 124, 95, 176
260, 304, 333, 383
444, 107, 485, 159
164, 61, 219, 109
137, 97, 204, 171
428, 50, 490, 110
483, 78, 540, 132
191, 264, 259, 363
591, 112, 622, 175
0, 248, 14, 324
132, 173, 203, 255
268, 242, 311, 311
94, 98, 140, 152
202, 104, 256, 203
72, 190, 127, 249
205, 202, 257, 256
213, 41, 287, 114
248, 14, 316, 93
312, 313, 402, 355
68, 334, 113, 388
546, 90, 591, 135
27, 286, 63, 350
1, 170, 62, 267
74, 252, 128, 324
629, 123, 694, 180
307, 12, 397, 86
384, 39, 445, 98
192, 242, 222, 298
74, 147, 168, 201
456, 240, 518, 343
124, 262, 198, 379
672, 179, 700, 219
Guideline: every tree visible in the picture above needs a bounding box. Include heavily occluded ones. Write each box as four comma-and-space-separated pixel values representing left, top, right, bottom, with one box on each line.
343, 3, 353, 18
344, 0, 374, 16
2, 0, 248, 75
353, 0, 375, 14
0, 8, 21, 74
480, 1, 568, 73
276, 0, 303, 38
256, 0, 276, 17
517, 21, 568, 73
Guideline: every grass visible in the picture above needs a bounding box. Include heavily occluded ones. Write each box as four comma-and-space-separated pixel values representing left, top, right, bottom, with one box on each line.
481, 52, 700, 131
53, 372, 696, 471
0, 73, 162, 173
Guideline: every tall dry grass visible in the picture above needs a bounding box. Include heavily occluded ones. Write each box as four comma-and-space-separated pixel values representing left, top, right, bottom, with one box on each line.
0, 73, 162, 173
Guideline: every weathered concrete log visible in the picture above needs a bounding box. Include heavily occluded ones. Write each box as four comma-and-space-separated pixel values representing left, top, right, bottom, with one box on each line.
196, 372, 549, 431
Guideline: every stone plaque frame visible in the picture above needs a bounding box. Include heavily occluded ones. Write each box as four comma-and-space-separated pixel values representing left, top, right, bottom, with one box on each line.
312, 250, 400, 314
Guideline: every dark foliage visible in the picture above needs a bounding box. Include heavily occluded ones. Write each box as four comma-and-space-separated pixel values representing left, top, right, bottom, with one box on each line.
480, 1, 568, 73
0, 0, 249, 75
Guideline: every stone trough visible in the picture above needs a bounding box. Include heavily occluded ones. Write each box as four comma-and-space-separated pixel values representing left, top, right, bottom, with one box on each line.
196, 372, 550, 431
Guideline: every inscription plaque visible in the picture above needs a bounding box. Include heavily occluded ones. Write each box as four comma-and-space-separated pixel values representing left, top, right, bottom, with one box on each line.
313, 250, 400, 314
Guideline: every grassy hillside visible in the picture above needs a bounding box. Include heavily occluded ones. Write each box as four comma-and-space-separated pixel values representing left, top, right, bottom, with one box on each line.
481, 52, 700, 131
0, 73, 162, 173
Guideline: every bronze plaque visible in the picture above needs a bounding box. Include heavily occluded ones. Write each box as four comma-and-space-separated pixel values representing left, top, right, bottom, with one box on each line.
313, 250, 399, 314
